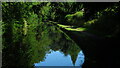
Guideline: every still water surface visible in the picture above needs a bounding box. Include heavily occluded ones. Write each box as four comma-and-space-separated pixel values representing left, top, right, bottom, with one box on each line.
34, 50, 84, 66
3, 23, 85, 68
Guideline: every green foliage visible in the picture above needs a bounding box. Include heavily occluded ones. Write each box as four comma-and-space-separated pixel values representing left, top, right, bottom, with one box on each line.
65, 11, 84, 26
96, 5, 119, 18
0, 21, 2, 53
87, 4, 120, 38
65, 11, 84, 20
2, 2, 120, 67
41, 6, 51, 21
26, 13, 38, 27
84, 19, 98, 27
73, 11, 84, 18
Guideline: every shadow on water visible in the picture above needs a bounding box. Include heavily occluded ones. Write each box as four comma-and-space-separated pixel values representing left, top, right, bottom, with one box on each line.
2, 22, 85, 68
61, 28, 120, 68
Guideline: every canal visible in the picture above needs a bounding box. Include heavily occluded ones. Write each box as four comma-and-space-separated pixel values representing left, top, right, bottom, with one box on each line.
2, 23, 85, 68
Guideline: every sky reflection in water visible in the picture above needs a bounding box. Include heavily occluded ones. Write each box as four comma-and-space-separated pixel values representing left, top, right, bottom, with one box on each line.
34, 50, 85, 66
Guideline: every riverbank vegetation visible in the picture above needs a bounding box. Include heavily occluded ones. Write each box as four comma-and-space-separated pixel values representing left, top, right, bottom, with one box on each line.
2, 2, 120, 68
2, 2, 120, 38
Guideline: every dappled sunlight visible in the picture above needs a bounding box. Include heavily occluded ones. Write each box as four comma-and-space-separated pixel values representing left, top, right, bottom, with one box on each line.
58, 24, 86, 31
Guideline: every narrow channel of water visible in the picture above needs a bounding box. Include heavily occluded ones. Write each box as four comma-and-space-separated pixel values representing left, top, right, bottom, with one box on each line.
2, 23, 85, 68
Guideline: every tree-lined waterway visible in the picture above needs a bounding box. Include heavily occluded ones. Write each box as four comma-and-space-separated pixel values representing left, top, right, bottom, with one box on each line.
2, 23, 85, 68
2, 2, 120, 68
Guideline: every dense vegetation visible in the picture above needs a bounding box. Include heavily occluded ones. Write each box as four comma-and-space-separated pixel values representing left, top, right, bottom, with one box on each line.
2, 2, 120, 68
2, 2, 120, 38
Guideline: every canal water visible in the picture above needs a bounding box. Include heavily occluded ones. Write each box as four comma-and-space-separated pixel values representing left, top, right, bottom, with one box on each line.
2, 23, 85, 68
34, 50, 84, 66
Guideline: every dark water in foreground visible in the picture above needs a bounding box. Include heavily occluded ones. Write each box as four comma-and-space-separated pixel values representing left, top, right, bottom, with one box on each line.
2, 23, 85, 68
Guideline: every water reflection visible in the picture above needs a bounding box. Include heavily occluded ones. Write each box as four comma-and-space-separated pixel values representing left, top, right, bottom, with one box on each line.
2, 23, 85, 68
75, 51, 85, 66
34, 50, 84, 66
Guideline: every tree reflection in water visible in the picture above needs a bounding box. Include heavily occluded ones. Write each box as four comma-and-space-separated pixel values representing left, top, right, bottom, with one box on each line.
2, 23, 85, 68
